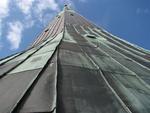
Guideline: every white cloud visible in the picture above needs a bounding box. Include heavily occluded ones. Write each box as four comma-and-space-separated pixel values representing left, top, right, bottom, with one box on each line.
15, 0, 35, 15
34, 0, 60, 22
15, 0, 60, 16
7, 21, 23, 50
0, 0, 10, 37
36, 0, 59, 13
23, 14, 35, 28
15, 0, 60, 25
25, 19, 35, 28
0, 0, 9, 18
4, 0, 61, 50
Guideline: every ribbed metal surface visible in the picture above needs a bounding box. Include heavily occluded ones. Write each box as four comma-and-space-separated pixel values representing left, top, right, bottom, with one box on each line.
0, 5, 150, 113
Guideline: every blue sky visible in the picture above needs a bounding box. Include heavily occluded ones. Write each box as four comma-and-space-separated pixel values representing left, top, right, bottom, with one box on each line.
0, 0, 150, 58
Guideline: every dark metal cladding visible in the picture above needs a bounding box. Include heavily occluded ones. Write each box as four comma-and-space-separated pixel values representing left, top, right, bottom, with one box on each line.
57, 65, 127, 113
0, 5, 150, 113
16, 53, 58, 113
0, 69, 42, 113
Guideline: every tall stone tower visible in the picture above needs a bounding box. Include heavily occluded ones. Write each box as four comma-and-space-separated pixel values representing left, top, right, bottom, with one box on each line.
0, 5, 150, 113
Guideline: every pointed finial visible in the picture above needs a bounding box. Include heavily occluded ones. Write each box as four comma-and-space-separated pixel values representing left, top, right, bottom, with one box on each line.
64, 4, 71, 10
64, 4, 68, 7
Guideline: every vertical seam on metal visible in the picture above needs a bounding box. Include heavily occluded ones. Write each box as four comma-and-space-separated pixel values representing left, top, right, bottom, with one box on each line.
11, 30, 65, 112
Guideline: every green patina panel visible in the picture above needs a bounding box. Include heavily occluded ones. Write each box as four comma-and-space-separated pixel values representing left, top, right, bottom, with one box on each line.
9, 32, 63, 74
8, 49, 37, 63
113, 73, 150, 95
107, 73, 150, 113
59, 49, 97, 69
91, 54, 134, 74
9, 51, 54, 74
63, 28, 77, 43
0, 53, 19, 64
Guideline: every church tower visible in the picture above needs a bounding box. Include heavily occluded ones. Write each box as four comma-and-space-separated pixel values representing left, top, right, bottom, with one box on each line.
0, 5, 150, 113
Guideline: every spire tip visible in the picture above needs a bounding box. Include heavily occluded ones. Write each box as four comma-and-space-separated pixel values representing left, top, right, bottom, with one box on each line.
64, 4, 71, 10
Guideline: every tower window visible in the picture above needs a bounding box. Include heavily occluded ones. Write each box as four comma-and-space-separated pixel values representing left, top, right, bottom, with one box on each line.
86, 35, 96, 39
70, 13, 74, 16
45, 29, 49, 32
56, 15, 61, 18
